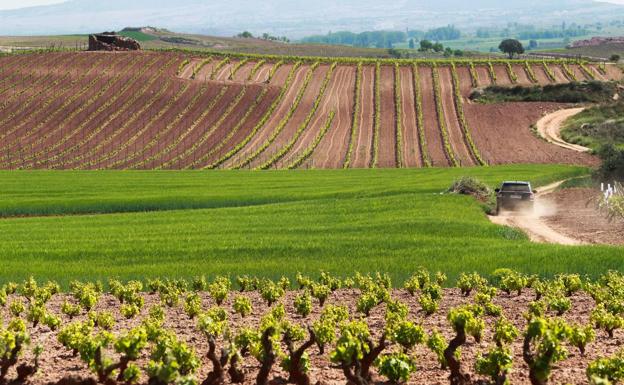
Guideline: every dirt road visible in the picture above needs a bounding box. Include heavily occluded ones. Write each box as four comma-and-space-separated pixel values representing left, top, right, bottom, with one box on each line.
536, 107, 591, 152
488, 180, 586, 245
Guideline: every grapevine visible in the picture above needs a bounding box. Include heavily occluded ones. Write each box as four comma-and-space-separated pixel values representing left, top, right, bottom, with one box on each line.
432, 64, 459, 167
450, 63, 486, 166
370, 61, 381, 168
487, 62, 497, 84
342, 62, 362, 169
287, 110, 336, 169
524, 61, 539, 83
257, 62, 336, 170
412, 64, 431, 167
394, 63, 404, 168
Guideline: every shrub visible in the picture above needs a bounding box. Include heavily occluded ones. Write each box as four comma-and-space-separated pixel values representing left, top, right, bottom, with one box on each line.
233, 295, 253, 318
475, 346, 513, 385
587, 350, 624, 384
523, 317, 570, 385
569, 323, 595, 356
375, 352, 417, 384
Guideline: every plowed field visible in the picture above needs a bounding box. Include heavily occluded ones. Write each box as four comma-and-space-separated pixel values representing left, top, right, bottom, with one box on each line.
0, 51, 620, 169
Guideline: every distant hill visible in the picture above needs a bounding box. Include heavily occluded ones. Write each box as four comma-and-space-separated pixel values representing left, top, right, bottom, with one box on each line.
1, 0, 623, 37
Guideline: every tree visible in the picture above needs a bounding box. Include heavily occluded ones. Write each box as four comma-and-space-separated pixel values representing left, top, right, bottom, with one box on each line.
419, 39, 433, 51
409, 38, 415, 49
499, 39, 525, 59
432, 43, 444, 53
237, 31, 253, 38
610, 54, 621, 62
529, 40, 538, 50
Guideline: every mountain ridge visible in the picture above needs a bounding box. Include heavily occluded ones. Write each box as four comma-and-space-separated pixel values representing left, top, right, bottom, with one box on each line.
1, 0, 623, 37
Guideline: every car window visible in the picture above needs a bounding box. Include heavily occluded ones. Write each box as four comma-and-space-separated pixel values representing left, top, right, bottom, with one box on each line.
501, 184, 531, 192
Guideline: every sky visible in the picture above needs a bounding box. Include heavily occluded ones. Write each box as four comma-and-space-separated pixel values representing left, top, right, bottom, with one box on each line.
0, 0, 65, 10
1, 0, 624, 10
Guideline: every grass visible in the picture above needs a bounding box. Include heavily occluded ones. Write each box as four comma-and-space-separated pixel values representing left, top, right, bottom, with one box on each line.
561, 102, 624, 150
1, 165, 622, 286
118, 31, 158, 42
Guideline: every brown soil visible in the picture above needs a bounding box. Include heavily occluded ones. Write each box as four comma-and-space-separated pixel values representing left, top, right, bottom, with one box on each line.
377, 65, 397, 168
247, 65, 327, 169
493, 65, 512, 86
214, 62, 235, 81
438, 66, 475, 166
190, 86, 281, 169
399, 65, 422, 167
350, 65, 375, 168
168, 86, 266, 169
268, 63, 292, 87
2, 52, 622, 170
0, 53, 85, 128
99, 84, 211, 169
84, 82, 202, 169
512, 64, 532, 85
0, 288, 618, 385
570, 64, 589, 81
0, 53, 133, 147
531, 64, 552, 84
45, 57, 170, 168
604, 63, 623, 81
4, 54, 145, 165
419, 66, 449, 167
221, 65, 309, 168
549, 64, 569, 83
544, 187, 624, 246
464, 102, 598, 166
251, 63, 273, 83
232, 61, 256, 82
178, 58, 200, 79
142, 86, 251, 170
475, 66, 493, 87
307, 65, 356, 169
455, 65, 474, 95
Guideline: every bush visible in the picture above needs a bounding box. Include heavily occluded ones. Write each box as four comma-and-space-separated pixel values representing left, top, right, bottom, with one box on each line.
472, 81, 617, 104
594, 144, 624, 182
448, 177, 496, 213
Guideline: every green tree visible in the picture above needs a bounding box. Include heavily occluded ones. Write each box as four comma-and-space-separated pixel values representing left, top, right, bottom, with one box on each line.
408, 38, 415, 49
610, 54, 621, 62
419, 39, 433, 51
499, 39, 525, 59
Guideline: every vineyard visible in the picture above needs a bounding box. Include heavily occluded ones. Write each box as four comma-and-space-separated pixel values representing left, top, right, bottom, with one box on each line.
1, 271, 624, 385
0, 50, 621, 170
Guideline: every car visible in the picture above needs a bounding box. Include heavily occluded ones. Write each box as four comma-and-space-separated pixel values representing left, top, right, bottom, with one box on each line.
495, 181, 536, 215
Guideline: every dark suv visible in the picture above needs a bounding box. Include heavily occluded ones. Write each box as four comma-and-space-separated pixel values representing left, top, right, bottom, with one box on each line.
495, 181, 536, 215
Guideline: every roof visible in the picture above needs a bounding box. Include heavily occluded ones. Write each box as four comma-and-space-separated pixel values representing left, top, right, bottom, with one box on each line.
501, 181, 531, 185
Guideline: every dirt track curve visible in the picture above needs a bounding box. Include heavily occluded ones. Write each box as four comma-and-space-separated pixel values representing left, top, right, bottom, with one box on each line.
536, 107, 591, 152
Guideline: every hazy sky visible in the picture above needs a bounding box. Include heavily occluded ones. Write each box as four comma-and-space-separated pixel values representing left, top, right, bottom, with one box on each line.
1, 0, 624, 10
0, 0, 65, 10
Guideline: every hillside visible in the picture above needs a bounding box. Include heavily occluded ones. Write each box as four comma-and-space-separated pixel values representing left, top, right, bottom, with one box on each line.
0, 50, 620, 170
1, 0, 623, 36
0, 32, 398, 58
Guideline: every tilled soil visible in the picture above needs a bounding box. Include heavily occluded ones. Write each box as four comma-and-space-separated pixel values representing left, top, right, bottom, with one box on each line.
544, 187, 624, 246
464, 102, 598, 166
0, 52, 621, 170
0, 288, 617, 385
